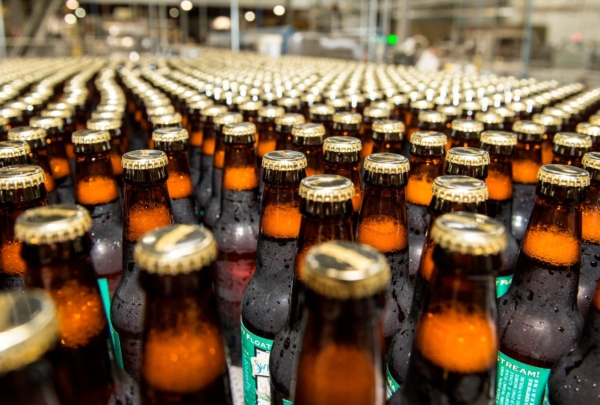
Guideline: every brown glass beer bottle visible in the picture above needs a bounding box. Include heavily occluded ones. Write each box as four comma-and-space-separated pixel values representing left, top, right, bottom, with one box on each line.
552, 132, 592, 167
291, 123, 325, 177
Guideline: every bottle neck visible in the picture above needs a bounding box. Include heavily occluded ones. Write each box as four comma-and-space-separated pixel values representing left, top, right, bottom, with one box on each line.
123, 177, 173, 243
553, 145, 587, 166
0, 155, 28, 167
512, 139, 542, 184
75, 151, 119, 206
445, 162, 488, 180
163, 148, 194, 200
222, 143, 258, 192
582, 179, 600, 244
485, 154, 513, 202
406, 155, 444, 206
260, 173, 303, 241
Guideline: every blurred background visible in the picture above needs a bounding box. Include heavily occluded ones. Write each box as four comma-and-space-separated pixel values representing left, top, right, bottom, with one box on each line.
4, 0, 600, 84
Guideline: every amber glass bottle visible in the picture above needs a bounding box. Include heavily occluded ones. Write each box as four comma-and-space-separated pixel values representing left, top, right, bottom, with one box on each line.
186, 98, 215, 190
406, 100, 434, 140
459, 100, 482, 119
576, 122, 600, 152
275, 113, 305, 151
86, 118, 125, 190
148, 113, 182, 149
388, 94, 409, 123
371, 120, 406, 158
347, 94, 367, 115
239, 100, 263, 125
493, 106, 517, 129
309, 104, 335, 138
533, 113, 563, 165
0, 140, 30, 168
293, 241, 389, 405
300, 93, 322, 120
277, 97, 301, 114
552, 132, 592, 168
475, 111, 504, 131
41, 109, 76, 162
326, 98, 350, 113
545, 106, 574, 132
445, 147, 490, 179
436, 105, 462, 137
291, 123, 325, 177
361, 107, 390, 160
257, 105, 285, 162
417, 110, 447, 135
332, 112, 362, 138
448, 118, 484, 150
509, 101, 534, 122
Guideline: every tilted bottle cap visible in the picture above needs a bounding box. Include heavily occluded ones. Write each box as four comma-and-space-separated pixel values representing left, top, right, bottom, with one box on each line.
326, 98, 349, 109
223, 122, 256, 144
582, 151, 600, 170
324, 136, 362, 153
532, 113, 562, 127
512, 120, 545, 139
332, 112, 362, 125
0, 290, 59, 374
430, 212, 507, 255
15, 204, 92, 244
150, 113, 182, 126
553, 132, 592, 149
72, 129, 111, 145
492, 106, 516, 118
451, 119, 484, 133
122, 149, 169, 170
309, 104, 335, 116
7, 126, 47, 141
30, 117, 63, 130
475, 111, 503, 124
410, 100, 434, 110
419, 110, 446, 124
152, 127, 189, 143
147, 105, 175, 116
437, 105, 463, 117
201, 105, 228, 118
301, 241, 391, 300
0, 165, 46, 191
135, 224, 217, 275
537, 164, 590, 188
480, 131, 518, 146
576, 122, 600, 137
41, 109, 71, 119
372, 119, 405, 134
275, 113, 305, 126
87, 118, 120, 131
189, 98, 214, 110
0, 140, 31, 160
299, 174, 355, 202
258, 105, 285, 118
363, 107, 390, 119
277, 97, 301, 108
432, 175, 488, 203
446, 147, 490, 167
410, 131, 447, 147
239, 100, 264, 111
214, 112, 243, 126
292, 123, 326, 138
363, 153, 410, 174
262, 150, 307, 171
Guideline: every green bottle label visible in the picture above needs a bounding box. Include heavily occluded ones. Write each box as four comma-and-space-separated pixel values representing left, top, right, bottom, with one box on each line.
386, 363, 401, 399
283, 400, 293, 405
97, 278, 123, 369
496, 275, 513, 298
497, 351, 551, 405
241, 321, 274, 405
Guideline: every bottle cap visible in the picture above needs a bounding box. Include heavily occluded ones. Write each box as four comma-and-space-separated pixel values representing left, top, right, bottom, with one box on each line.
262, 150, 307, 171
326, 98, 349, 109
363, 107, 390, 119
258, 105, 285, 118
460, 101, 482, 112
553, 132, 592, 149
446, 147, 490, 167
537, 164, 590, 188
41, 109, 71, 119
509, 101, 528, 113
512, 120, 545, 138
72, 129, 111, 145
201, 105, 228, 118
363, 153, 410, 174
87, 118, 120, 131
239, 100, 264, 111
532, 113, 562, 127
96, 104, 126, 113
223, 122, 256, 144
419, 110, 446, 124
91, 111, 123, 121
332, 112, 362, 125
410, 131, 447, 147
323, 136, 362, 153
432, 175, 488, 203
275, 113, 305, 127
7, 126, 47, 142
451, 119, 484, 133
309, 104, 335, 116
480, 131, 518, 146
291, 123, 326, 138
301, 93, 322, 103
0, 108, 22, 120
0, 140, 31, 160
372, 120, 405, 134
233, 95, 251, 106
0, 290, 59, 374
277, 97, 301, 108
135, 225, 217, 275
410, 100, 434, 110
431, 212, 507, 255
15, 204, 92, 244
299, 174, 355, 202
0, 165, 46, 190
122, 149, 169, 170
152, 127, 189, 143
301, 241, 390, 300
147, 105, 175, 117
544, 107, 570, 120
475, 111, 503, 124
214, 112, 243, 126
437, 105, 463, 117
189, 99, 214, 110
150, 113, 182, 126
582, 152, 600, 171
30, 117, 63, 130
576, 122, 600, 137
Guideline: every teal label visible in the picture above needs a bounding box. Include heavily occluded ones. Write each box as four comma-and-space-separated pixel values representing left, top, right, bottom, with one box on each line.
386, 363, 401, 399
496, 275, 513, 298
97, 278, 123, 369
497, 351, 551, 405
241, 321, 274, 405
283, 400, 293, 405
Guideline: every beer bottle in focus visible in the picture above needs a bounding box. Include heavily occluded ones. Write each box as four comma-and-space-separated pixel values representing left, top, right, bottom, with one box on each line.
475, 111, 505, 131
148, 113, 182, 149
137, 225, 233, 405
406, 100, 434, 139
0, 165, 47, 291
0, 140, 30, 167
277, 97, 302, 115
511, 120, 545, 244
17, 205, 116, 405
493, 106, 517, 129
30, 117, 74, 204
257, 105, 285, 163
204, 112, 244, 230
387, 175, 488, 395
371, 120, 406, 157
112, 150, 174, 381
395, 212, 505, 405
0, 290, 62, 405
269, 174, 355, 405
356, 153, 411, 349
406, 131, 447, 277
361, 107, 390, 160
448, 119, 484, 150
86, 118, 125, 192
293, 241, 389, 405
533, 113, 563, 165
152, 127, 197, 224
300, 94, 322, 120
275, 113, 305, 151
309, 104, 335, 138
332, 111, 361, 138
213, 122, 260, 366
445, 147, 490, 179
326, 98, 349, 113
291, 123, 325, 177
241, 151, 306, 405
388, 94, 409, 123
552, 132, 592, 167
497, 164, 589, 405
186, 98, 215, 189
436, 105, 463, 137
576, 122, 600, 151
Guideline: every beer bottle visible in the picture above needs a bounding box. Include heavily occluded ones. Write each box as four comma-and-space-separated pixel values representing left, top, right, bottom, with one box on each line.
186, 98, 215, 189
460, 100, 483, 119
493, 106, 517, 129
511, 120, 545, 244
356, 153, 411, 349
308, 104, 335, 138
331, 112, 361, 138
112, 150, 174, 381
417, 110, 447, 137
347, 94, 367, 115
72, 129, 123, 295
152, 127, 197, 224
241, 151, 306, 405
239, 100, 263, 125
532, 113, 563, 165
7, 127, 57, 203
204, 112, 244, 230
300, 93, 322, 120
406, 100, 434, 139
17, 205, 116, 404
371, 120, 406, 158
0, 107, 23, 130
436, 105, 462, 137
475, 111, 505, 131
0, 165, 47, 291
291, 123, 325, 177
448, 119, 484, 150
137, 225, 233, 405
388, 94, 409, 123
277, 97, 302, 115
406, 131, 447, 277
233, 95, 251, 112
41, 109, 76, 163
326, 98, 350, 113
387, 175, 488, 395
293, 241, 389, 405
575, 122, 600, 151
86, 118, 125, 188
275, 113, 305, 151
445, 146, 490, 179
509, 100, 534, 122
270, 174, 355, 405
361, 107, 391, 160
545, 106, 574, 132
497, 164, 590, 405
148, 113, 182, 149
30, 117, 74, 204
552, 132, 592, 167
0, 140, 30, 167
213, 122, 260, 366
395, 212, 505, 405
257, 105, 285, 162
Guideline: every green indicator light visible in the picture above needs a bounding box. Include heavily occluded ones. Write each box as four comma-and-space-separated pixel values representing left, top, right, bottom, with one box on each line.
387, 34, 398, 46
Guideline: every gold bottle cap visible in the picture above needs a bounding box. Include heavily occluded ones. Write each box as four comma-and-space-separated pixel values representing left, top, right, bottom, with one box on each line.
419, 110, 446, 124
363, 107, 390, 119
332, 112, 362, 125
9, 101, 27, 112
292, 123, 326, 138
214, 112, 243, 126
492, 107, 516, 118
233, 95, 251, 106
537, 164, 590, 188
590, 115, 600, 126
189, 98, 215, 110
275, 113, 305, 126
372, 119, 405, 134
532, 113, 562, 127
30, 117, 63, 130
326, 98, 349, 108
122, 149, 169, 170
87, 118, 120, 131
258, 105, 285, 118
410, 131, 447, 147
7, 126, 47, 142
15, 204, 92, 244
410, 100, 434, 110
277, 97, 301, 108
0, 290, 59, 374
576, 122, 600, 137
480, 131, 518, 146
147, 105, 175, 117
239, 100, 264, 111
223, 122, 256, 145
150, 113, 182, 126
135, 224, 217, 275
475, 111, 503, 124
432, 175, 488, 203
301, 93, 322, 103
553, 132, 592, 149
97, 104, 126, 113
347, 94, 366, 104
202, 105, 228, 118
0, 140, 31, 160
509, 101, 528, 113
437, 105, 463, 117
460, 101, 482, 112
446, 147, 490, 167
430, 212, 507, 255
512, 120, 545, 136
0, 165, 46, 190
324, 136, 362, 153
41, 109, 71, 119
363, 153, 410, 174
544, 107, 570, 120
299, 174, 355, 202
582, 152, 600, 170
451, 119, 484, 133
301, 241, 391, 300
388, 94, 408, 106
91, 111, 123, 121
309, 104, 335, 116
152, 127, 189, 143
262, 150, 308, 171
72, 129, 111, 145
0, 107, 22, 119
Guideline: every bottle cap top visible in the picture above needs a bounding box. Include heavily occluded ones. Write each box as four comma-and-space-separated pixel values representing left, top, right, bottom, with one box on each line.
363, 107, 390, 119
87, 118, 120, 131
309, 104, 335, 116
275, 113, 305, 126
460, 101, 482, 112
233, 95, 251, 106
332, 112, 362, 125
432, 175, 488, 203
475, 111, 503, 124
451, 119, 484, 133
388, 94, 408, 106
214, 112, 243, 126
419, 110, 446, 124
410, 100, 434, 110
508, 101, 528, 112
152, 127, 189, 143
532, 113, 562, 127
223, 121, 256, 137
291, 123, 326, 138
363, 153, 410, 174
436, 105, 463, 116
135, 225, 217, 275
150, 113, 182, 126
0, 165, 46, 191
372, 119, 405, 134
0, 140, 31, 159
480, 131, 518, 147
582, 151, 600, 170
576, 122, 600, 137
189, 99, 215, 110
96, 104, 126, 114
262, 150, 307, 171
72, 129, 111, 145
492, 106, 516, 118
277, 97, 300, 107
201, 105, 227, 118
41, 109, 71, 119
91, 111, 123, 121
15, 204, 92, 244
553, 132, 592, 149
30, 117, 63, 130
323, 136, 362, 153
512, 120, 545, 137
301, 93, 322, 103
258, 105, 285, 118
122, 149, 168, 170
7, 126, 47, 141
0, 107, 22, 119
239, 100, 264, 111
431, 212, 507, 255
147, 105, 175, 117
301, 241, 390, 300
410, 131, 447, 147
446, 147, 490, 167
325, 98, 349, 108
537, 164, 590, 188
299, 174, 355, 202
